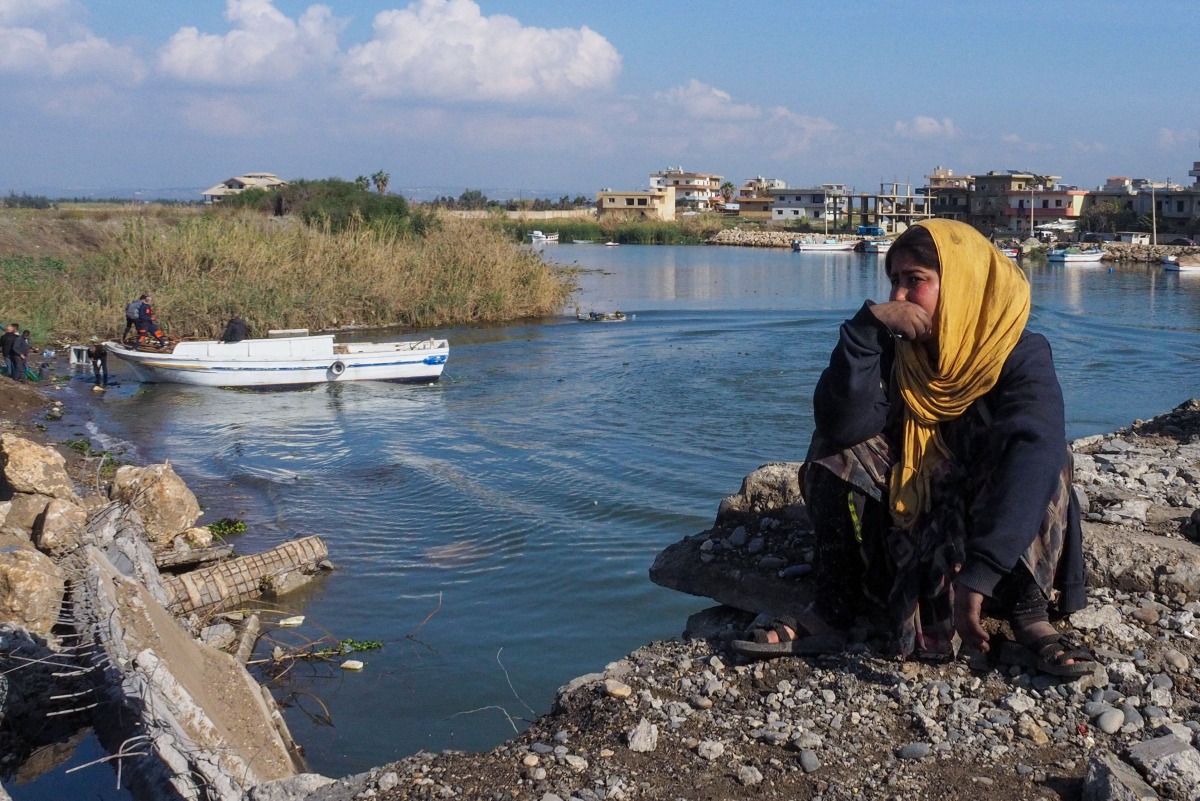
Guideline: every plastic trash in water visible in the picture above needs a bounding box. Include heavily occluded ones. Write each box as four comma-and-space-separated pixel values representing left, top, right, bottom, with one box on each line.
278, 615, 305, 627
340, 659, 365, 671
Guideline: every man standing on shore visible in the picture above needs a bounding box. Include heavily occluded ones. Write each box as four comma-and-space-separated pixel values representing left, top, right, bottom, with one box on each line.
1, 324, 18, 379
87, 336, 108, 391
12, 328, 29, 381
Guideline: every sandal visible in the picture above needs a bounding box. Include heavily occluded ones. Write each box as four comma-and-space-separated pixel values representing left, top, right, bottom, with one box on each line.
997, 631, 1099, 678
730, 616, 846, 659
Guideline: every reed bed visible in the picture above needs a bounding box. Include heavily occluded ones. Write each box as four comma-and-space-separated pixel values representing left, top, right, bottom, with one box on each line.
507, 215, 727, 245
4, 212, 575, 342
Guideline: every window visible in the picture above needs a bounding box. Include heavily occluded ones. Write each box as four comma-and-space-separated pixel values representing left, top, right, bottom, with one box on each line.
637, 198, 647, 206
1055, 199, 1063, 207
1042, 200, 1049, 208
1178, 201, 1186, 213
626, 198, 634, 206
793, 210, 800, 216
607, 197, 615, 204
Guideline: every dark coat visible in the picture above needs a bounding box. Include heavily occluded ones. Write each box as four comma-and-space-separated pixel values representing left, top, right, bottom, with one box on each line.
808, 301, 1085, 612
220, 317, 249, 343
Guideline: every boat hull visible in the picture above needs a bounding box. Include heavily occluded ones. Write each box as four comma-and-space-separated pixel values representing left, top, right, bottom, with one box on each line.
106, 336, 448, 387
1046, 250, 1106, 263
792, 242, 857, 252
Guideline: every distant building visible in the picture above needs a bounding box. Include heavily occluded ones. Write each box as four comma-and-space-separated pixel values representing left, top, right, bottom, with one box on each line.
923, 166, 971, 222
202, 172, 287, 203
1006, 183, 1087, 235
970, 171, 1060, 233
649, 167, 722, 210
769, 184, 848, 223
595, 186, 676, 221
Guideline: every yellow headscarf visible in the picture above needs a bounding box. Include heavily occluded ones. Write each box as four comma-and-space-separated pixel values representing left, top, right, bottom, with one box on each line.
889, 219, 1031, 529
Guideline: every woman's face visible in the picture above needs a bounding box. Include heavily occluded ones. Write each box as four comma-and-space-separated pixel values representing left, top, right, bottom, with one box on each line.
888, 251, 941, 332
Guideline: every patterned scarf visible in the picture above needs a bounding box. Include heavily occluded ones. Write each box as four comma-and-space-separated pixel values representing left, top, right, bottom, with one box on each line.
890, 219, 1030, 529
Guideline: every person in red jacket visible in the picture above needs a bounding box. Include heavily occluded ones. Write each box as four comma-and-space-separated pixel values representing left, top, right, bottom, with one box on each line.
134, 293, 167, 349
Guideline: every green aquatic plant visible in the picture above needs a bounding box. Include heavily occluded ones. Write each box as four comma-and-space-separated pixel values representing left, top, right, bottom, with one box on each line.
207, 517, 248, 538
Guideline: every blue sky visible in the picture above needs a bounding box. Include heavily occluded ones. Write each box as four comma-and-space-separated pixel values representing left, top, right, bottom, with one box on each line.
2, 0, 1197, 199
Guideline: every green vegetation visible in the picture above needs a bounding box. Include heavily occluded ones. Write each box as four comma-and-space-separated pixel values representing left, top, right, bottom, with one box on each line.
504, 214, 728, 245
207, 517, 248, 537
221, 178, 433, 234
58, 437, 127, 477
1, 202, 574, 341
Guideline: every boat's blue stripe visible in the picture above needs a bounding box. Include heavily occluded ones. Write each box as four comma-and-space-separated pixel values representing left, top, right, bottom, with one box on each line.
149, 355, 447, 373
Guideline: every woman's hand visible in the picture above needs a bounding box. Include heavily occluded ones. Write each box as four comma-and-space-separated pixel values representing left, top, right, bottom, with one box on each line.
869, 301, 933, 341
953, 585, 990, 652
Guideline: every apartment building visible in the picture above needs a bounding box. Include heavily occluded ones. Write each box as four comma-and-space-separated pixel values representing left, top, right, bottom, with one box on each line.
649, 167, 723, 210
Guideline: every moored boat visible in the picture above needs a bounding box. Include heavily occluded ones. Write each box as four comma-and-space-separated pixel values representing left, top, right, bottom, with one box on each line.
1046, 247, 1106, 263
1163, 254, 1200, 273
861, 238, 892, 254
106, 331, 449, 387
791, 237, 856, 252
528, 230, 559, 244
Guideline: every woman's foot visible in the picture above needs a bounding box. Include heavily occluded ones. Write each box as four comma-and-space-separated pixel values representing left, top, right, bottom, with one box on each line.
1004, 620, 1098, 677
730, 612, 846, 659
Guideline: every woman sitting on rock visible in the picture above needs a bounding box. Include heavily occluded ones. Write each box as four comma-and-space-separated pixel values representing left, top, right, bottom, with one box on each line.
733, 219, 1097, 676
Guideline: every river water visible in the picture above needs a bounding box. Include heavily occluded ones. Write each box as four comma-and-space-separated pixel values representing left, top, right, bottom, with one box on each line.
12, 245, 1200, 797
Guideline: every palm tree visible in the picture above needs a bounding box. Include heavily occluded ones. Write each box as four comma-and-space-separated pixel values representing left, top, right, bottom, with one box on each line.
720, 181, 736, 201
354, 175, 370, 192
371, 170, 390, 195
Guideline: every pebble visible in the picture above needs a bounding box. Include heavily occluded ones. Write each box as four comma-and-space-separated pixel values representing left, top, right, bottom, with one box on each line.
377, 772, 399, 792
1097, 709, 1124, 734
696, 740, 724, 761
799, 750, 820, 773
604, 679, 632, 699
1164, 649, 1190, 671
737, 765, 763, 786
626, 719, 658, 753
896, 743, 931, 760
522, 755, 539, 767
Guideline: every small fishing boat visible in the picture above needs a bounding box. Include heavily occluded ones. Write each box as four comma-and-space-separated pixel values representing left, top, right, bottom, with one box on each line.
791, 237, 856, 252
604, 241, 619, 247
577, 311, 627, 323
861, 238, 892, 254
1046, 247, 1106, 263
1163, 254, 1200, 273
999, 247, 1020, 259
528, 230, 559, 244
106, 330, 448, 387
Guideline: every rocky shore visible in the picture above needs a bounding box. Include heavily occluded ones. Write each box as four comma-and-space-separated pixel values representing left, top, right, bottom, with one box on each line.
6, 375, 1200, 801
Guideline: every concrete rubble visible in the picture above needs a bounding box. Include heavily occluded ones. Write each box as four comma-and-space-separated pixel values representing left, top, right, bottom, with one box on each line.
0, 431, 333, 800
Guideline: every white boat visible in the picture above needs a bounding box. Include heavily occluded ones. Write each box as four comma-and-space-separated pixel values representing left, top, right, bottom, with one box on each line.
528, 230, 559, 244
1163, 254, 1200, 273
106, 331, 449, 387
861, 239, 892, 254
791, 237, 856, 252
604, 241, 619, 247
1046, 248, 1106, 263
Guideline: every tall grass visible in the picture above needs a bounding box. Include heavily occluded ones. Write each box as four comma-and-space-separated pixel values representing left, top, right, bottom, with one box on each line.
506, 214, 727, 245
11, 213, 575, 341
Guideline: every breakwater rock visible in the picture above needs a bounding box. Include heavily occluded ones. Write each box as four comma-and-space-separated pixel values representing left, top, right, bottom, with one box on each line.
1091, 243, 1200, 263
297, 400, 1200, 801
708, 229, 858, 249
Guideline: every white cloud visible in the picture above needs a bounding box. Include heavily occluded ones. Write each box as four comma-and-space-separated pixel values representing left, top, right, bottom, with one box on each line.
158, 0, 343, 84
654, 80, 760, 121
1158, 127, 1197, 148
0, 10, 143, 80
0, 0, 70, 26
342, 0, 620, 102
1068, 139, 1108, 155
893, 115, 959, 140
767, 106, 838, 157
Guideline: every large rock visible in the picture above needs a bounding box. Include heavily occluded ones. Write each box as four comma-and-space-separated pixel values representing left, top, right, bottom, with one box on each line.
1085, 522, 1200, 600
3, 494, 51, 533
0, 547, 65, 638
110, 464, 202, 546
716, 462, 807, 525
33, 499, 87, 557
0, 434, 76, 501
1083, 751, 1159, 801
1127, 735, 1200, 801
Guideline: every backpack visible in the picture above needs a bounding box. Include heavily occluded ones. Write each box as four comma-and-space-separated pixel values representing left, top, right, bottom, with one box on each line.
126, 299, 143, 318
